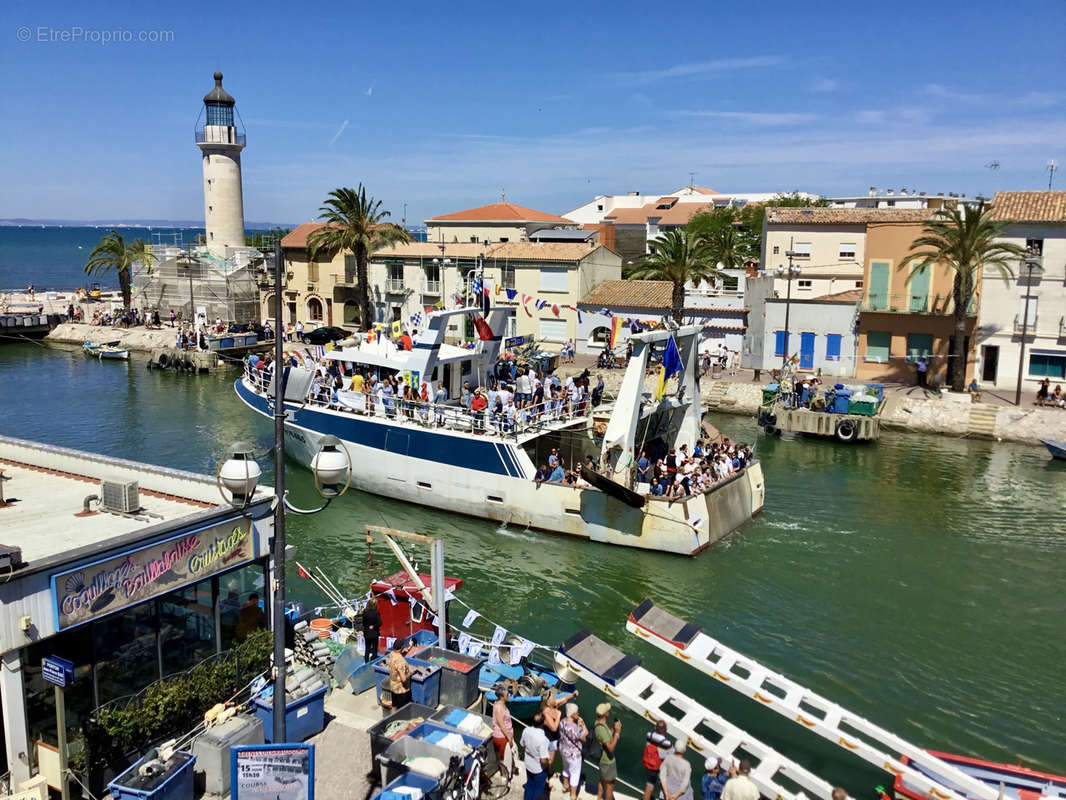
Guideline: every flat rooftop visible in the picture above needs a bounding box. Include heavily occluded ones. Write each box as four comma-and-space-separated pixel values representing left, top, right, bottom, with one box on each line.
0, 435, 271, 570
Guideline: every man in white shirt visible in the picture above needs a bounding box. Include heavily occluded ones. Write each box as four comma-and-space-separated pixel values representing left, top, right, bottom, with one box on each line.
721, 760, 759, 800
521, 712, 550, 800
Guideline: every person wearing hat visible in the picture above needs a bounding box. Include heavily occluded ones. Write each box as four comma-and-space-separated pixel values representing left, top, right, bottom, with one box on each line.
386, 638, 413, 709
558, 702, 587, 800
660, 739, 693, 800
594, 702, 621, 800
701, 758, 726, 800
721, 760, 758, 800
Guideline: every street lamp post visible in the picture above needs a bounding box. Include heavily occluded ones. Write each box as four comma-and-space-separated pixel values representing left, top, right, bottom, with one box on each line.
777, 242, 802, 368
217, 242, 351, 743
1014, 250, 1044, 406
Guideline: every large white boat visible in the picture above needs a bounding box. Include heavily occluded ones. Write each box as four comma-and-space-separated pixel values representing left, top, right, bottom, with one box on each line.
235, 307, 764, 556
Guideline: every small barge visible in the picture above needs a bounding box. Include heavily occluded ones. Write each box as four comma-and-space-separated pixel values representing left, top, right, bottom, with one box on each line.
758, 367, 885, 443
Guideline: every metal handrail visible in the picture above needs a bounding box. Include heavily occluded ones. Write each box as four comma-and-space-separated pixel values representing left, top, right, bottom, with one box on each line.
862, 292, 957, 313
1014, 313, 1038, 333
385, 278, 405, 293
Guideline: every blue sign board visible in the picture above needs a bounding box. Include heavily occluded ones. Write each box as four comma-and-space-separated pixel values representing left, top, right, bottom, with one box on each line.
504, 335, 532, 350
42, 656, 74, 688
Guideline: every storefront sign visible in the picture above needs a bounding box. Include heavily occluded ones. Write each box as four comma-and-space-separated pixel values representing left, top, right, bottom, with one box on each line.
232, 744, 314, 800
504, 335, 532, 350
41, 656, 74, 688
51, 518, 255, 630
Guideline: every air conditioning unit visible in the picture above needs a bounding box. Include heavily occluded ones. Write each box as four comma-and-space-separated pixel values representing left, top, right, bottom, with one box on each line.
100, 479, 140, 513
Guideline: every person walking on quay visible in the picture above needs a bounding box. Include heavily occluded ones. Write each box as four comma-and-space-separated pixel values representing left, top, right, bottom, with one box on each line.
492, 686, 516, 783
386, 638, 413, 709
916, 357, 928, 388
660, 740, 694, 800
296, 320, 305, 342
642, 719, 673, 800
361, 596, 381, 663
721, 760, 759, 800
559, 703, 587, 800
594, 702, 621, 800
521, 712, 551, 800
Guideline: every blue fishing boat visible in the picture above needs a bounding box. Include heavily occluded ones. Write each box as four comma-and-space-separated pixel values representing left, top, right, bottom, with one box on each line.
480, 660, 571, 718
1040, 439, 1066, 460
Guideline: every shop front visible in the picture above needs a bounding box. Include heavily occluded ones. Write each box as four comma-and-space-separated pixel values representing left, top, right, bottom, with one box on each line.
0, 444, 274, 794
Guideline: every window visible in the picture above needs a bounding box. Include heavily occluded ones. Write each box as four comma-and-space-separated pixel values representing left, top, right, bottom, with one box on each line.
865, 331, 891, 362
597, 204, 604, 212
909, 268, 930, 311
825, 333, 842, 361
307, 298, 323, 321
539, 318, 568, 342
774, 330, 791, 357
500, 237, 509, 242
855, 281, 864, 288
1017, 295, 1038, 327
1025, 238, 1043, 256
905, 333, 934, 362
591, 326, 610, 343
470, 236, 479, 243
867, 261, 890, 310
344, 254, 357, 284
791, 242, 811, 259
886, 200, 896, 207
1029, 352, 1066, 379
540, 267, 568, 292
772, 245, 780, 255
307, 261, 319, 282
797, 280, 812, 290
839, 243, 857, 259
502, 265, 515, 290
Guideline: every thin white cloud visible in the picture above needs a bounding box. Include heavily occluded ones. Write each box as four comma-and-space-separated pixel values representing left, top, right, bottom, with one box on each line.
328, 119, 349, 146
922, 83, 987, 103
855, 109, 886, 124
675, 110, 818, 126
616, 56, 784, 84
810, 78, 839, 93
1014, 91, 1063, 109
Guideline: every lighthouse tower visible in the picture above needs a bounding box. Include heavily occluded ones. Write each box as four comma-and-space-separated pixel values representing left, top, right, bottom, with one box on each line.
196, 72, 246, 257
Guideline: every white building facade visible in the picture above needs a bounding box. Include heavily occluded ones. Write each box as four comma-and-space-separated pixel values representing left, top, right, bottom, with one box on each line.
975, 191, 1066, 393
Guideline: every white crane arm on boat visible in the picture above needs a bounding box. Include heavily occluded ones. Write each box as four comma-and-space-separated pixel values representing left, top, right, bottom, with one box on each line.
626, 600, 1000, 800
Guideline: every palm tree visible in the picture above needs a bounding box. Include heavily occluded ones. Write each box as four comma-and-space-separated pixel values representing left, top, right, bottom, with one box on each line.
628, 228, 720, 323
84, 230, 157, 312
899, 202, 1026, 392
306, 185, 410, 330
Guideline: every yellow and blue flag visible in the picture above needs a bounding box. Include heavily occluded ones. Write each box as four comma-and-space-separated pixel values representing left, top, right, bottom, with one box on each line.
654, 335, 684, 401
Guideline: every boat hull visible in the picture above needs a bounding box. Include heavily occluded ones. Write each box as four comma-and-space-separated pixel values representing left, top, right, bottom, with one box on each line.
894, 750, 1066, 800
235, 378, 764, 555
1040, 439, 1066, 460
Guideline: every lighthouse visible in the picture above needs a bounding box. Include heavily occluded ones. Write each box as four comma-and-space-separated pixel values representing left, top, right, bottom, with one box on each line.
195, 72, 246, 257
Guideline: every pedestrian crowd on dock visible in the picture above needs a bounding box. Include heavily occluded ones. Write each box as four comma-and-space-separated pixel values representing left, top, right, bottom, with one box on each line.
493, 695, 834, 800
1036, 378, 1066, 408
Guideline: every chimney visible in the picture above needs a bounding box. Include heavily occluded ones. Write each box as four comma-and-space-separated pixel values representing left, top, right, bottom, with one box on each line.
868, 187, 877, 197
886, 189, 894, 196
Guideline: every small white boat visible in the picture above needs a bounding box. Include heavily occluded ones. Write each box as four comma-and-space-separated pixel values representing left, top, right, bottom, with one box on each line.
83, 340, 129, 360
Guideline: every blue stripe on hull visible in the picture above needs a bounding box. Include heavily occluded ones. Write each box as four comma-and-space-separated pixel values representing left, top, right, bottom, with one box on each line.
235, 379, 517, 476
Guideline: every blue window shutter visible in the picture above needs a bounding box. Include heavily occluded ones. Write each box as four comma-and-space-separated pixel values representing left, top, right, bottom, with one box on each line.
826, 333, 842, 361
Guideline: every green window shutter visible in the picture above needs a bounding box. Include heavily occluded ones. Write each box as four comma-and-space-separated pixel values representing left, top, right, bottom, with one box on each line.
908, 269, 930, 311
866, 331, 891, 362
905, 333, 934, 362
868, 261, 890, 310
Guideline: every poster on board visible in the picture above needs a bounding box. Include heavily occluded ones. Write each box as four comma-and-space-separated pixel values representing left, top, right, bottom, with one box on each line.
232, 744, 314, 800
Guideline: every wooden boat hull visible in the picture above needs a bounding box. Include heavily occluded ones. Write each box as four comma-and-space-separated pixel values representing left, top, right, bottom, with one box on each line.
894, 750, 1066, 800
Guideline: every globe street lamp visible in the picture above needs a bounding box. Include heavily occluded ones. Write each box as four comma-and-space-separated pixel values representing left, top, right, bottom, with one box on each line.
1013, 249, 1044, 406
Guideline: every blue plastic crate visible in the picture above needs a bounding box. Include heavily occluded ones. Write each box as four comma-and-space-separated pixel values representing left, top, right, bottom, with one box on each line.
252, 684, 328, 743
372, 771, 440, 800
865, 383, 885, 403
832, 390, 852, 414
108, 751, 195, 800
407, 720, 485, 770
374, 658, 442, 707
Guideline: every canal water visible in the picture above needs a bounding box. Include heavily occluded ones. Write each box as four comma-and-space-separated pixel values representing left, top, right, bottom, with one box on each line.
3, 342, 1064, 791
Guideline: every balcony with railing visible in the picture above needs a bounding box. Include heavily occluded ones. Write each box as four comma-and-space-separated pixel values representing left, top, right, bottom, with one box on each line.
1013, 313, 1038, 334
423, 280, 441, 295
194, 129, 246, 146
385, 278, 406, 293
1060, 316, 1066, 339
861, 293, 964, 315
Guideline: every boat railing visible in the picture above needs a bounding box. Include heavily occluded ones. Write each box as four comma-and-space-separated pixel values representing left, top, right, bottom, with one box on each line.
242, 362, 597, 440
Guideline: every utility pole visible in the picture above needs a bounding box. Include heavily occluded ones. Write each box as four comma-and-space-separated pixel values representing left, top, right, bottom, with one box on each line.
1014, 252, 1043, 406
271, 239, 288, 743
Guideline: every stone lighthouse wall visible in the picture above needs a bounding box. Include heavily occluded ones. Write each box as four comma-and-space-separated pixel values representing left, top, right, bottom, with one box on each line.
201, 137, 245, 256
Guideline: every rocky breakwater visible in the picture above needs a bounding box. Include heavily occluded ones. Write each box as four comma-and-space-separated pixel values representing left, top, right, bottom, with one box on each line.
47, 322, 179, 352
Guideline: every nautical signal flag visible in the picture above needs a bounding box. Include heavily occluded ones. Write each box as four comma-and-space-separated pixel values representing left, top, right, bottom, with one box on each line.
654, 335, 684, 402
391, 320, 403, 339
609, 315, 624, 348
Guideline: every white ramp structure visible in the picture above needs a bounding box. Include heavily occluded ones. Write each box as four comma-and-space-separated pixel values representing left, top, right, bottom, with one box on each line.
556, 629, 843, 800
625, 600, 1000, 800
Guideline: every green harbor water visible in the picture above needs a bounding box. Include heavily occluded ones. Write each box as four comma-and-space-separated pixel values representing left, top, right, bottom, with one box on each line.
3, 342, 1064, 792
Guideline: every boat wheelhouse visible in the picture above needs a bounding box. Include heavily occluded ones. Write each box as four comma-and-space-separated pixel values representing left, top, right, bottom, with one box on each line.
235, 307, 764, 555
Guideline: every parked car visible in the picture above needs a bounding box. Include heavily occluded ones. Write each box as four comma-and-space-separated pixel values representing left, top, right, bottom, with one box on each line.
304, 326, 349, 345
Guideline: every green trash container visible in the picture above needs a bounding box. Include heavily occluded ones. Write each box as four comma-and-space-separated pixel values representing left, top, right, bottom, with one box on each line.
848, 399, 877, 417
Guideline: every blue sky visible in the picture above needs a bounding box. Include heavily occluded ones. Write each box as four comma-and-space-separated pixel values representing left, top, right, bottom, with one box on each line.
1, 0, 1064, 224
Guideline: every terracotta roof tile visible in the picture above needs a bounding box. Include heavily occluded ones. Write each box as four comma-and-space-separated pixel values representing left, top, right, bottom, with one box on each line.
990, 191, 1066, 223
814, 289, 863, 303
604, 203, 659, 224
281, 222, 333, 248
766, 208, 932, 225
578, 280, 672, 309
485, 242, 612, 262
428, 201, 572, 223
371, 242, 488, 259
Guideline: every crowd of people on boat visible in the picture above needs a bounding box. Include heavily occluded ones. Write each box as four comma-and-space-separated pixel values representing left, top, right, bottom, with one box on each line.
636, 438, 753, 499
